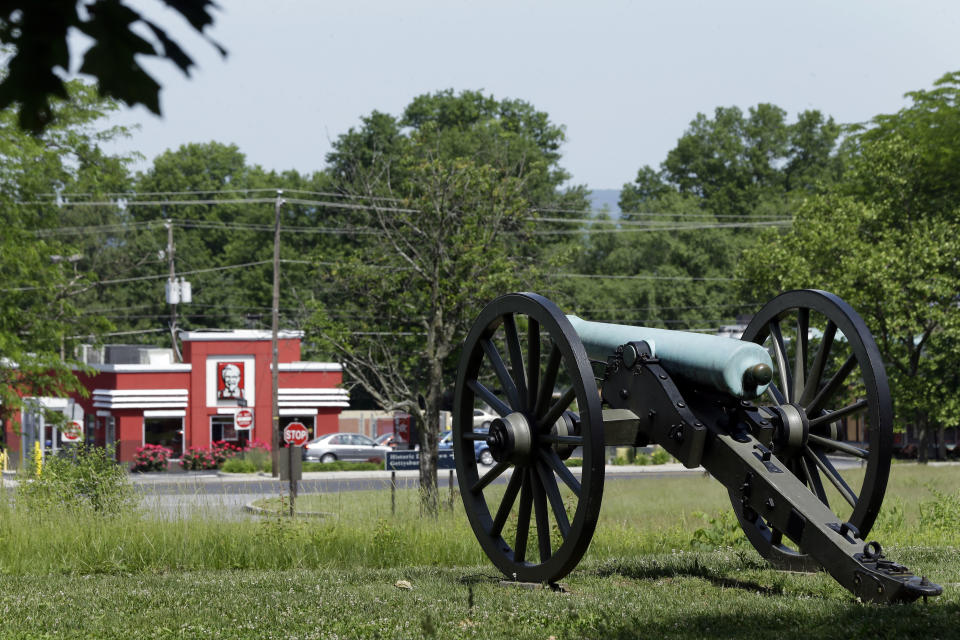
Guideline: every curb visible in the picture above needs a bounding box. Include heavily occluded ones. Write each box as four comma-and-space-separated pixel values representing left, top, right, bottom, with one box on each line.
242, 501, 338, 519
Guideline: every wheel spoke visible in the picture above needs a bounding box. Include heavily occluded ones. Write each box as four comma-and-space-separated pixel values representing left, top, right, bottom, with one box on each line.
768, 321, 793, 402
527, 318, 541, 411
807, 354, 857, 415
536, 459, 571, 538
807, 446, 858, 508
793, 309, 809, 402
491, 467, 525, 537
502, 314, 528, 410
467, 379, 511, 417
538, 386, 576, 431
530, 467, 552, 562
535, 343, 562, 418
808, 399, 868, 428
513, 470, 533, 564
470, 460, 510, 494
766, 385, 783, 407
543, 449, 581, 497
808, 433, 869, 459
481, 338, 522, 410
799, 321, 837, 406
800, 453, 829, 508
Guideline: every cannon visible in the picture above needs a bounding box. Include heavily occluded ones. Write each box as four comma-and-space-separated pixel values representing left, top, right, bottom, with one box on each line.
452, 290, 942, 603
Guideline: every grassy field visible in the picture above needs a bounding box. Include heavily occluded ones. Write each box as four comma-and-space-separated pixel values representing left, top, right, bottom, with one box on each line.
0, 464, 958, 638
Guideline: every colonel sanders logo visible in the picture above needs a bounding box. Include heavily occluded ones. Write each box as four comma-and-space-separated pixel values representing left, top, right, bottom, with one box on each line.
217, 362, 245, 400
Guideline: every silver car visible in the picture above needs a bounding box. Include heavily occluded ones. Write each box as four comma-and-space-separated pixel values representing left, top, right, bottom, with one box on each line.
303, 432, 389, 463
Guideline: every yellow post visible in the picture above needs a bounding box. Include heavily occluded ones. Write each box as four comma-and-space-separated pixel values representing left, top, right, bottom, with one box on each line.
0, 449, 7, 472
32, 441, 43, 477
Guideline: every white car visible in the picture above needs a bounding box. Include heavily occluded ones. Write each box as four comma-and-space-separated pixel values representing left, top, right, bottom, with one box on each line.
303, 432, 389, 463
472, 409, 497, 429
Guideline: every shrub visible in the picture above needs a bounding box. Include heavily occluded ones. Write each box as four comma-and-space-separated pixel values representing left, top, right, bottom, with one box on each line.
221, 458, 257, 473
180, 446, 220, 471
211, 440, 242, 465
16, 444, 135, 515
651, 447, 672, 465
244, 439, 271, 470
131, 444, 172, 472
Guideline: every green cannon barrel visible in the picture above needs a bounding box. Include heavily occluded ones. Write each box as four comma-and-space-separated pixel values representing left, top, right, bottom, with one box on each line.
566, 316, 773, 399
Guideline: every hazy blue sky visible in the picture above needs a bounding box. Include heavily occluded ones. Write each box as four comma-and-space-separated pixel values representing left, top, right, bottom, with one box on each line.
100, 0, 960, 191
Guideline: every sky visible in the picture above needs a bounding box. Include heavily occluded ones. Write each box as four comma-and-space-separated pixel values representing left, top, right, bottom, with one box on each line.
96, 0, 960, 191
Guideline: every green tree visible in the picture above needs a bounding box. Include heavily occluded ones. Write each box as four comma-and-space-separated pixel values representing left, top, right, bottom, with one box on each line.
0, 81, 127, 441
0, 0, 224, 132
740, 72, 960, 461
124, 142, 339, 345
314, 90, 588, 512
327, 89, 590, 212
565, 104, 844, 335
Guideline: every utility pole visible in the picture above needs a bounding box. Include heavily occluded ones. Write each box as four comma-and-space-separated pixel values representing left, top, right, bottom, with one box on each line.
165, 220, 182, 362
271, 191, 285, 476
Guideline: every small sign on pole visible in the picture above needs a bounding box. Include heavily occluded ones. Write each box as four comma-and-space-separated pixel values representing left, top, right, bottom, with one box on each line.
234, 408, 254, 430
62, 420, 83, 444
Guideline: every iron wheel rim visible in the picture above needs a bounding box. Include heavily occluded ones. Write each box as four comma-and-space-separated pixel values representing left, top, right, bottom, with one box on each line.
453, 292, 605, 583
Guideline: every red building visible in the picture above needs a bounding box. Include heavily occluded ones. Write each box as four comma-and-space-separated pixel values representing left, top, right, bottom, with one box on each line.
4, 330, 348, 466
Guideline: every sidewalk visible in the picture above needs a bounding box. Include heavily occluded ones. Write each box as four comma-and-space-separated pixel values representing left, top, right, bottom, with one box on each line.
146, 461, 703, 483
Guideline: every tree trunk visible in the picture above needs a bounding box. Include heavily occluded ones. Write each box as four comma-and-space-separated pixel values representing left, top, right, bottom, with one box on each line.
917, 414, 929, 464
418, 409, 439, 517
937, 425, 947, 461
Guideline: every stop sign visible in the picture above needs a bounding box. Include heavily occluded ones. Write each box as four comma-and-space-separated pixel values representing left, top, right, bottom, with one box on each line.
234, 408, 254, 430
62, 420, 83, 443
283, 422, 309, 446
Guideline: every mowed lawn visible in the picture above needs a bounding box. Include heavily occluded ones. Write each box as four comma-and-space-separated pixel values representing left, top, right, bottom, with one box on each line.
0, 464, 958, 639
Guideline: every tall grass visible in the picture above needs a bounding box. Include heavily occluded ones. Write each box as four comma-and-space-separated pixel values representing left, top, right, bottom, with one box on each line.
1, 463, 958, 576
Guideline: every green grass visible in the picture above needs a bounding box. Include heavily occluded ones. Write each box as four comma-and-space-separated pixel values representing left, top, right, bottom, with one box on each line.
1, 464, 959, 637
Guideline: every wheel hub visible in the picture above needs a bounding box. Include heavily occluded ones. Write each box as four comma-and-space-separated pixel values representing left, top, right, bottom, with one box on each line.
771, 403, 809, 449
488, 412, 533, 464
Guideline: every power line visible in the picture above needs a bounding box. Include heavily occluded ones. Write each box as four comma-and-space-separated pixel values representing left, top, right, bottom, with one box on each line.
535, 206, 794, 220
555, 272, 739, 282
532, 220, 789, 235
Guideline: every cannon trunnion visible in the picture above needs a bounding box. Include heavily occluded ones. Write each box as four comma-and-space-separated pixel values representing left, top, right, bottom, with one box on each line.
452, 290, 942, 604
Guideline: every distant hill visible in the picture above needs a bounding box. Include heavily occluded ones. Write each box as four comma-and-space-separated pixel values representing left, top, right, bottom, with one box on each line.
587, 189, 621, 216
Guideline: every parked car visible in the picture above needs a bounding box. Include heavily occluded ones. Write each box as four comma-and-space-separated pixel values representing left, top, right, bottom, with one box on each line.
303, 432, 389, 463
439, 428, 494, 466
375, 432, 400, 448
473, 409, 497, 429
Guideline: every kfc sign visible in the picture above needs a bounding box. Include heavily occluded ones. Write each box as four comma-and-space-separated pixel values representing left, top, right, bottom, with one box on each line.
217, 362, 245, 401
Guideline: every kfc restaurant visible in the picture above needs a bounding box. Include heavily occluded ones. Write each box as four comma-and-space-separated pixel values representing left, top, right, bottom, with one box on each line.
4, 330, 349, 466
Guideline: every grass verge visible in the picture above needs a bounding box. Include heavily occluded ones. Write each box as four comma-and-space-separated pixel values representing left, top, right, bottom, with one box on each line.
0, 464, 958, 637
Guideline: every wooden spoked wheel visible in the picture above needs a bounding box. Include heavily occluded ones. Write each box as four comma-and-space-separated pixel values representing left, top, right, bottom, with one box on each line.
453, 292, 605, 583
731, 289, 893, 570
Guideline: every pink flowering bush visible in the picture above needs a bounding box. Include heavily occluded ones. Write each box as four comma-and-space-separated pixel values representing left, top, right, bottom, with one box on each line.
132, 444, 173, 472
180, 446, 221, 471
211, 440, 242, 465
180, 440, 259, 471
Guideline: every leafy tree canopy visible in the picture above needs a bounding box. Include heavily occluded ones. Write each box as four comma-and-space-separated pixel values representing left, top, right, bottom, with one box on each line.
620, 104, 843, 219
326, 89, 589, 212
0, 0, 224, 133
740, 71, 960, 459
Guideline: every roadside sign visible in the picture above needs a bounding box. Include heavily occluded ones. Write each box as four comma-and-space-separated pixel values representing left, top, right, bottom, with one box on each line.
385, 449, 455, 471
234, 408, 254, 430
283, 422, 309, 446
62, 420, 83, 443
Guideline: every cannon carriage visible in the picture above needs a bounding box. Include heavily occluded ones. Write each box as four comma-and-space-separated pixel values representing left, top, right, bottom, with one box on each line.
451, 290, 942, 604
